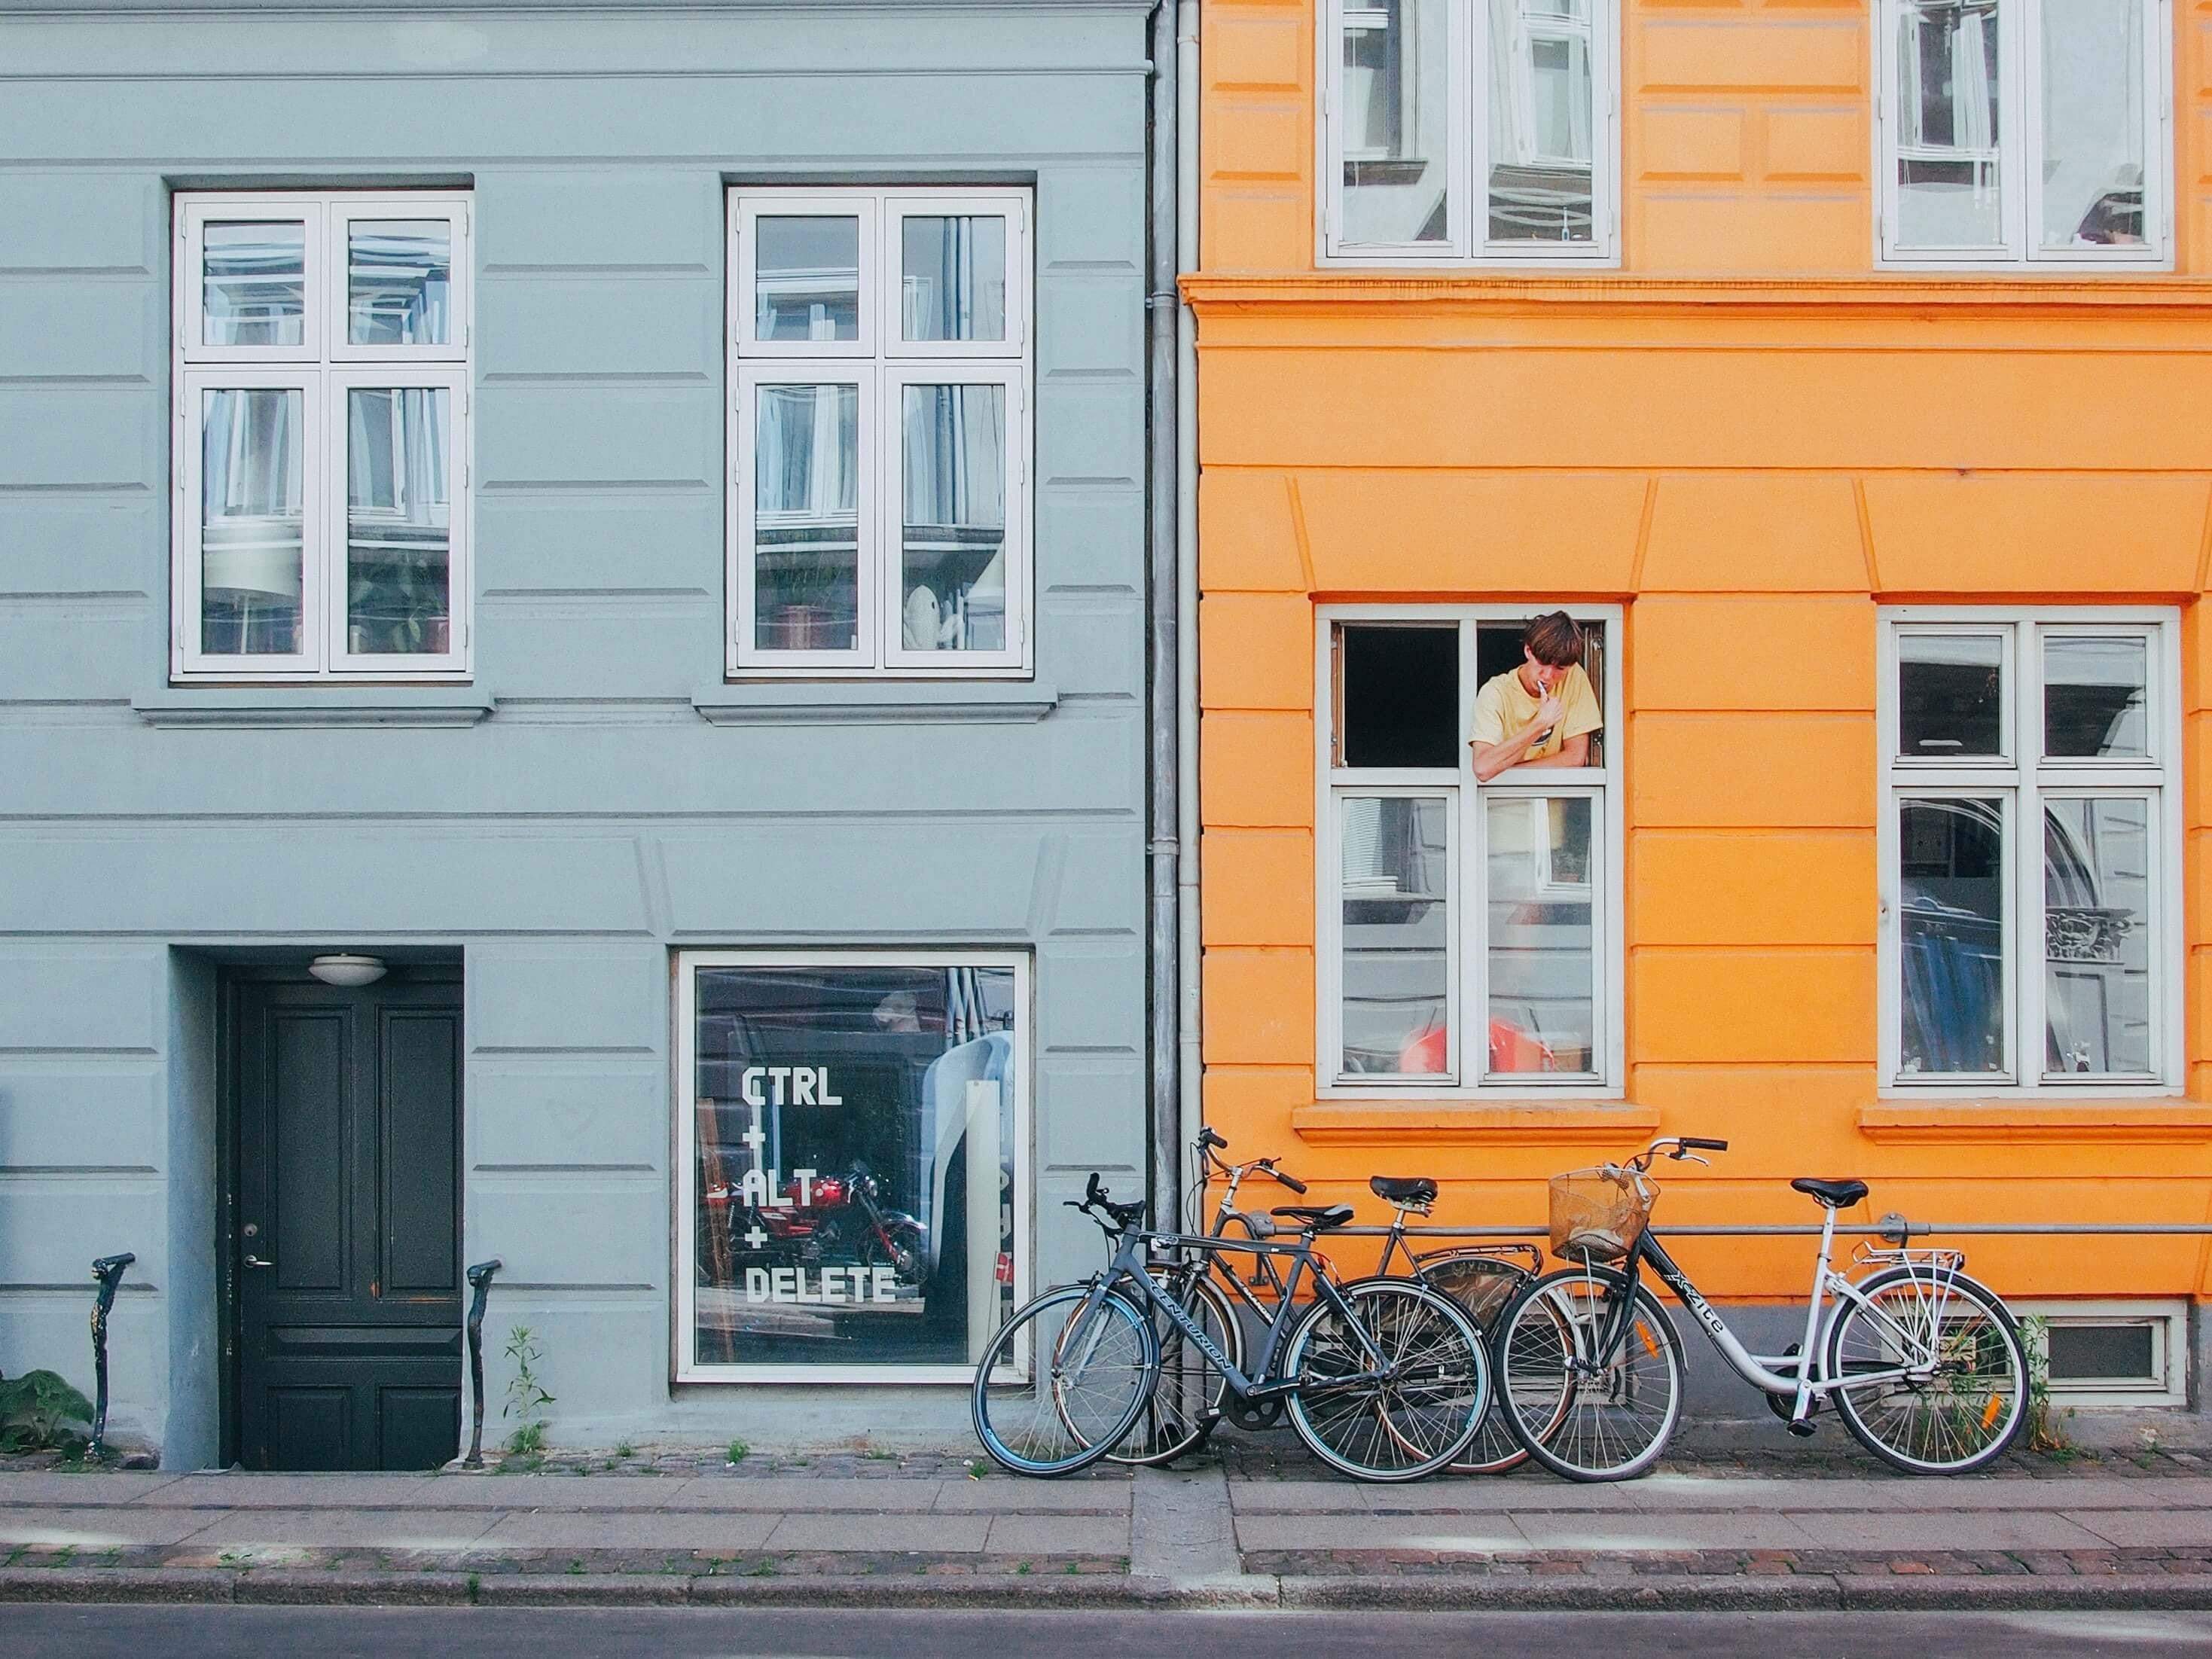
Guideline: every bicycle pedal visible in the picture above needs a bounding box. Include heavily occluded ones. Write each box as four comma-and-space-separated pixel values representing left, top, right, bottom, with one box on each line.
1786, 1420, 1817, 1439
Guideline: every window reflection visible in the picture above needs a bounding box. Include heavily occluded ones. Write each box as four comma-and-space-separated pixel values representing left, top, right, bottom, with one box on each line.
2043, 636, 2146, 758
1488, 0, 1596, 243
900, 383, 1006, 653
755, 384, 861, 652
1486, 794, 1595, 1074
1341, 0, 1451, 244
1899, 797, 2007, 1075
1893, 0, 2003, 249
200, 387, 304, 655
1899, 634, 2003, 758
756, 217, 862, 342
204, 222, 307, 347
2045, 797, 2151, 1075
348, 221, 452, 346
1341, 796, 1451, 1074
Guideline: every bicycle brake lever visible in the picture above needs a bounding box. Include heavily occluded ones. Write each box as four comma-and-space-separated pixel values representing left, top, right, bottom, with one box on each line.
1674, 1153, 1711, 1166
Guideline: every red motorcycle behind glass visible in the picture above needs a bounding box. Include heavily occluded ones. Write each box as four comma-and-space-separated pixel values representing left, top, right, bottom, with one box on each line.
703, 1160, 930, 1290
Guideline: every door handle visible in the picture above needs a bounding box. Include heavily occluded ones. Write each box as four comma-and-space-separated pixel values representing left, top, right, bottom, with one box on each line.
244, 1254, 275, 1269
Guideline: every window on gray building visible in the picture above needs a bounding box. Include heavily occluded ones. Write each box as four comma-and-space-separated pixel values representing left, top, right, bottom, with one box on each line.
172, 193, 472, 681
729, 190, 1032, 677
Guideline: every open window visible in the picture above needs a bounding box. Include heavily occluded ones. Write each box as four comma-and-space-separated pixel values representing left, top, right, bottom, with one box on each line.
1321, 608, 1621, 1095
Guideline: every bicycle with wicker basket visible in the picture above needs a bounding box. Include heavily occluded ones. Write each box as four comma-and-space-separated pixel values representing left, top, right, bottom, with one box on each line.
1490, 1136, 2030, 1482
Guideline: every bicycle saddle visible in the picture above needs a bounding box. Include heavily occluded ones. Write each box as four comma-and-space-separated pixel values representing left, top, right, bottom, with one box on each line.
1271, 1203, 1356, 1232
1791, 1176, 1869, 1209
1368, 1176, 1438, 1206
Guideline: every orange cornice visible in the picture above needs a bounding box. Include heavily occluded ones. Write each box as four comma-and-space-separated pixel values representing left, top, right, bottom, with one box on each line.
1179, 273, 2212, 319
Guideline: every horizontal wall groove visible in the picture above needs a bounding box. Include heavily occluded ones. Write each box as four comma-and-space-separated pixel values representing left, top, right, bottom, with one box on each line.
478, 371, 712, 386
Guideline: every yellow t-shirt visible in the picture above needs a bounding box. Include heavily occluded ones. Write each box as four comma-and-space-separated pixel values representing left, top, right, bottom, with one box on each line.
1470, 663, 1602, 761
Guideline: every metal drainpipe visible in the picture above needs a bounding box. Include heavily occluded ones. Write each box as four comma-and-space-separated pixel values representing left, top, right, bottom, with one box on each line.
1174, 0, 1202, 1176
1145, 0, 1182, 1222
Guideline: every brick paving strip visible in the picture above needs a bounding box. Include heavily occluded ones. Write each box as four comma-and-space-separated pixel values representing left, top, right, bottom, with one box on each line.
2, 1447, 2210, 1612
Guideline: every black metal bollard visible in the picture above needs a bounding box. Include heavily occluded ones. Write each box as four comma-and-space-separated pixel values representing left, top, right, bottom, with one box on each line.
461, 1258, 502, 1468
88, 1252, 134, 1463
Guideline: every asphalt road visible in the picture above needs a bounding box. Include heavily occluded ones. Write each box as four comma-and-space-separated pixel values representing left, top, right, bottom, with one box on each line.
6, 1606, 2212, 1657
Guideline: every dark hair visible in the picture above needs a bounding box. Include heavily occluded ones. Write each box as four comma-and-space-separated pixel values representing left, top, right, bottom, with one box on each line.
1522, 611, 1583, 668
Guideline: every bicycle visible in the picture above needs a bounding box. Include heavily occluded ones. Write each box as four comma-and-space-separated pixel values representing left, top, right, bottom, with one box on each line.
970, 1172, 1493, 1482
1492, 1136, 2029, 1481
1103, 1128, 1308, 1466
1117, 1130, 1561, 1473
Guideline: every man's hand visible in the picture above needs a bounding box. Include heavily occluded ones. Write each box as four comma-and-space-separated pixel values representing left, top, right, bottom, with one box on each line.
1533, 692, 1563, 732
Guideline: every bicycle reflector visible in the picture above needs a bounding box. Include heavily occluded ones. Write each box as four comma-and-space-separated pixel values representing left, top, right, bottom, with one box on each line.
1982, 1392, 2003, 1431
1636, 1321, 1660, 1360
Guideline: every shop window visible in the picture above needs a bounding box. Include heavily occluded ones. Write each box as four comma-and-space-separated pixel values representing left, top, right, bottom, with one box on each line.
1323, 0, 1619, 264
171, 192, 472, 681
1878, 0, 2169, 266
1882, 612, 2177, 1093
1322, 608, 1620, 1093
728, 189, 1031, 676
674, 952, 1028, 1383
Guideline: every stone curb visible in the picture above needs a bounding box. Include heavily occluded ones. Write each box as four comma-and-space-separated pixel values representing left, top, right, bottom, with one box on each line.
5, 1566, 2212, 1612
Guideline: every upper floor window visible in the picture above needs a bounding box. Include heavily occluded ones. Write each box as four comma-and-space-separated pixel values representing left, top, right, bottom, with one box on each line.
1322, 0, 1619, 264
1880, 611, 2180, 1094
728, 188, 1032, 677
172, 192, 471, 681
1878, 0, 2170, 266
1320, 607, 1622, 1096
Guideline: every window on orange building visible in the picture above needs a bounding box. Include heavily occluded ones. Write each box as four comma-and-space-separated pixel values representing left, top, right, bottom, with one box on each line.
1882, 612, 2179, 1093
1323, 608, 1622, 1095
1878, 0, 2169, 266
1323, 0, 1619, 264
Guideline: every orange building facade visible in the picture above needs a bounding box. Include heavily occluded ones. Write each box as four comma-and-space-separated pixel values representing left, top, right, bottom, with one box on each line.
1188, 0, 2212, 1393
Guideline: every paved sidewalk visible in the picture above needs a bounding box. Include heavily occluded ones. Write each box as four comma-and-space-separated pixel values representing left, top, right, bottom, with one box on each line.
3, 1447, 2210, 1612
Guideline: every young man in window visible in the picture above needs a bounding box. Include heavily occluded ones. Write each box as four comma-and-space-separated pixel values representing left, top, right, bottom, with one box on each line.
1470, 611, 1602, 781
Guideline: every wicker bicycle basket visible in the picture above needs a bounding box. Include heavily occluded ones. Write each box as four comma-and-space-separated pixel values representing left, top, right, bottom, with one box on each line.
1548, 1166, 1655, 1262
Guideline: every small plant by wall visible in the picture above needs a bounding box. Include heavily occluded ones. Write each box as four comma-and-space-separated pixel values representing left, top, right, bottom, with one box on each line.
501, 1326, 554, 1459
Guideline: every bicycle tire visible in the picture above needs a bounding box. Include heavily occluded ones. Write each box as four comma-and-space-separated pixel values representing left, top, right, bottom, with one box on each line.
971, 1283, 1157, 1478
1496, 1264, 1684, 1483
1415, 1252, 1550, 1474
1823, 1266, 2028, 1475
1106, 1267, 1243, 1466
1282, 1279, 1489, 1483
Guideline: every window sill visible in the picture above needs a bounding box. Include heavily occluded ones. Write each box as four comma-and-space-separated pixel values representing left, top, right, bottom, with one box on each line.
134, 687, 494, 728
692, 679, 1057, 726
1292, 1099, 1657, 1147
1858, 1102, 2212, 1145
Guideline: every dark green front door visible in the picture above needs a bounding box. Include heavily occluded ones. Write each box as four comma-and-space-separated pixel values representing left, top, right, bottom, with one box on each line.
235, 974, 462, 1471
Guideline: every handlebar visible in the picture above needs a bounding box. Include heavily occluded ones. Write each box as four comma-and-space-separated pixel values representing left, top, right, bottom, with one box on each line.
1626, 1135, 1731, 1172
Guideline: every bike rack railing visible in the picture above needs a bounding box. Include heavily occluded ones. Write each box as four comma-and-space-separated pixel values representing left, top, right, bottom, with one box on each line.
461, 1258, 502, 1470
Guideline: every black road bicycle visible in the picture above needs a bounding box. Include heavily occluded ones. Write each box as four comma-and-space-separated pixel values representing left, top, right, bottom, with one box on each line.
970, 1172, 1493, 1482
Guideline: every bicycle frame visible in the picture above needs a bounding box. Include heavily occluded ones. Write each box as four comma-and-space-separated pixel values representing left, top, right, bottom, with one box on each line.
1595, 1199, 1975, 1426
1064, 1223, 1393, 1402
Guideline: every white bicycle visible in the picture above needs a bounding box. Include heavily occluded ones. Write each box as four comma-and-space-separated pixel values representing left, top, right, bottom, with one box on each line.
1492, 1136, 2030, 1481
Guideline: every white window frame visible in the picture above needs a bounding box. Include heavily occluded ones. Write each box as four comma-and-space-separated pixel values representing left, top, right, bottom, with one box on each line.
672, 947, 1033, 1385
171, 189, 472, 682
2014, 1298, 2189, 1407
1316, 605, 1625, 1099
728, 187, 1032, 679
1318, 0, 1621, 267
1874, 0, 2173, 269
1878, 608, 2181, 1096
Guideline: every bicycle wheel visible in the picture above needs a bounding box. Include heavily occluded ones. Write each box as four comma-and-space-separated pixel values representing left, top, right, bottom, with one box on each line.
1283, 1279, 1488, 1483
1107, 1267, 1242, 1466
1497, 1264, 1683, 1482
1824, 1267, 2027, 1475
1408, 1253, 1549, 1474
972, 1283, 1157, 1477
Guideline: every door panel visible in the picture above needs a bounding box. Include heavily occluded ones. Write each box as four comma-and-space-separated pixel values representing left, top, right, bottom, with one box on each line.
236, 975, 462, 1471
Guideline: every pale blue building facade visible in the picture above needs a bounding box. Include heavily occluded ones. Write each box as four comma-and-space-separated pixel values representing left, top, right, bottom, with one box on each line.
0, 0, 1160, 1466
